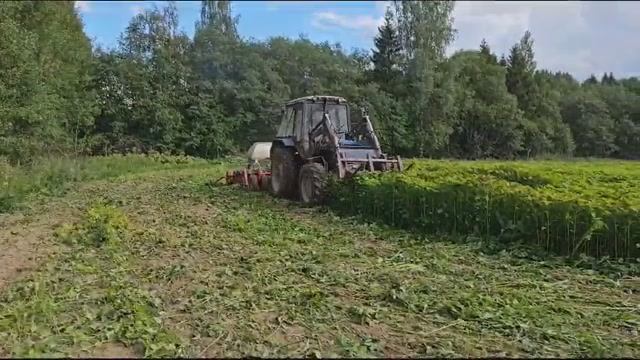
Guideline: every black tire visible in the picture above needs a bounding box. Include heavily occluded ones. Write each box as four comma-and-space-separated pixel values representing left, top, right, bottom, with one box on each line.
270, 145, 298, 198
299, 162, 328, 205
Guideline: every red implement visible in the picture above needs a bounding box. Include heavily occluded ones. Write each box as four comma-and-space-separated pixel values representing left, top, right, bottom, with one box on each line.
225, 168, 272, 191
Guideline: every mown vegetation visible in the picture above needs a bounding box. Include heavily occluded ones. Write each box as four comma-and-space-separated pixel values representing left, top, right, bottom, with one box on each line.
0, 154, 224, 213
331, 160, 640, 260
1, 1, 638, 356
2, 1, 640, 165
0, 156, 638, 357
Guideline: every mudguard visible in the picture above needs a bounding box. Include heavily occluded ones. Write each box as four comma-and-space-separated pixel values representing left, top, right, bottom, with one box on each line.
273, 137, 296, 148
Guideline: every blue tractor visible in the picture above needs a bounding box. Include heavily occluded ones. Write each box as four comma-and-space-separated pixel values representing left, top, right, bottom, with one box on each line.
270, 95, 403, 204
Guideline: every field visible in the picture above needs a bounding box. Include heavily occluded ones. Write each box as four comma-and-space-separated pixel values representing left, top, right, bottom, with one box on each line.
331, 159, 640, 259
0, 155, 638, 357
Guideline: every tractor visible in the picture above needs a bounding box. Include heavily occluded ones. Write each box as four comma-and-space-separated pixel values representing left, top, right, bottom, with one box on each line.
223, 95, 402, 203
269, 95, 403, 204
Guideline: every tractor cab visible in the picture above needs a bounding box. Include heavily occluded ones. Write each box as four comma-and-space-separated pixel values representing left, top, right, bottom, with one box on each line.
276, 96, 376, 156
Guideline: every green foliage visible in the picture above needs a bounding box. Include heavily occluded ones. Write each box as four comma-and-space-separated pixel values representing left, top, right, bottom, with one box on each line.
197, 0, 238, 37
392, 0, 457, 157
561, 92, 618, 157
479, 38, 498, 65
1, 0, 639, 162
1, 203, 185, 357
0, 154, 218, 214
448, 50, 525, 159
56, 204, 129, 247
1, 155, 638, 357
370, 8, 402, 95
0, 1, 96, 163
330, 160, 640, 259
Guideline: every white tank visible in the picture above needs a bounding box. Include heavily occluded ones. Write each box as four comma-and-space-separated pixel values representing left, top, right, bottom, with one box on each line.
247, 142, 272, 162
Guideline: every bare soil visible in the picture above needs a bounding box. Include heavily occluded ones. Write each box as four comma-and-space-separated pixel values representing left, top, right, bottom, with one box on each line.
0, 205, 77, 291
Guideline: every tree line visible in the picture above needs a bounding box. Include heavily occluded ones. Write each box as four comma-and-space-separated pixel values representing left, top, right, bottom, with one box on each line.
1, 0, 639, 164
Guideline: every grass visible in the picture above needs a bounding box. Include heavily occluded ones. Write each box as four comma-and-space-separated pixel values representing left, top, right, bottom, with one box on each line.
0, 155, 638, 357
0, 153, 232, 213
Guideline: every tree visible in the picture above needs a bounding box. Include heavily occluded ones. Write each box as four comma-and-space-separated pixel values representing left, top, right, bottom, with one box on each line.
614, 117, 640, 159
448, 51, 525, 159
392, 0, 457, 156
197, 0, 238, 38
621, 77, 640, 96
479, 38, 498, 64
506, 31, 537, 113
370, 8, 402, 96
0, 1, 96, 162
4, 0, 640, 162
93, 2, 195, 154
498, 54, 507, 67
584, 74, 599, 85
601, 71, 617, 85
561, 92, 617, 157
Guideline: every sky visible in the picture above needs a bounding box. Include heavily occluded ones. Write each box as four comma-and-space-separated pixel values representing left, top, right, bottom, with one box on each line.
75, 1, 640, 81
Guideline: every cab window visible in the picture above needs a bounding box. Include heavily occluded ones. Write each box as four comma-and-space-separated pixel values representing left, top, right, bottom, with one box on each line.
309, 104, 349, 134
276, 107, 295, 137
294, 106, 304, 140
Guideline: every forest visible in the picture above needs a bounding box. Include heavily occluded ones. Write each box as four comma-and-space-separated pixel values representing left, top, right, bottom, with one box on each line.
1, 0, 640, 164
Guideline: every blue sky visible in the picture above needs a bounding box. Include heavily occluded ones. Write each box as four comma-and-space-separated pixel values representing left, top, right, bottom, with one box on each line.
75, 1, 640, 80
76, 1, 385, 53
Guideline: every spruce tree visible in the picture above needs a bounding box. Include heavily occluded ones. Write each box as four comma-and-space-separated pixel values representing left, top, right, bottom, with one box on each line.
584, 74, 599, 85
479, 38, 497, 64
499, 54, 507, 67
371, 8, 402, 95
506, 31, 537, 113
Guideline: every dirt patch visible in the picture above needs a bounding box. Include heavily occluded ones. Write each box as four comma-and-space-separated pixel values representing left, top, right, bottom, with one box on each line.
85, 342, 141, 358
268, 324, 309, 347
350, 322, 393, 340
0, 206, 77, 292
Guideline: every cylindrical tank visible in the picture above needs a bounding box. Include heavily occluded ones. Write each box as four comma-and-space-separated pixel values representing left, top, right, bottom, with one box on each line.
247, 142, 272, 164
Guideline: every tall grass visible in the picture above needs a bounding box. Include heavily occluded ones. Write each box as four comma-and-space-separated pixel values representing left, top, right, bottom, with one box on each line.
0, 154, 220, 213
329, 160, 640, 260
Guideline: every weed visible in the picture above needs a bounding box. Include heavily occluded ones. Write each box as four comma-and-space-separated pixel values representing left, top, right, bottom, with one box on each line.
55, 204, 128, 247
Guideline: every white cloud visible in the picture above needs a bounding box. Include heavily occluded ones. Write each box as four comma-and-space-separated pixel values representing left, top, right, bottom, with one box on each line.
374, 1, 392, 14
311, 11, 383, 38
266, 0, 329, 11
451, 1, 640, 80
74, 1, 91, 14
310, 1, 640, 80
131, 4, 144, 15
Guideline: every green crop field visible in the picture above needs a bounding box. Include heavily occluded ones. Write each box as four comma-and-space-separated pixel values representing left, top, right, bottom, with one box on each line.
331, 159, 640, 260
0, 155, 638, 358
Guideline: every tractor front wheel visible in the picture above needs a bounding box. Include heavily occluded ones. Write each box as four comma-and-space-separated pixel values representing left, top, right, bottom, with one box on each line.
299, 162, 328, 205
271, 146, 298, 198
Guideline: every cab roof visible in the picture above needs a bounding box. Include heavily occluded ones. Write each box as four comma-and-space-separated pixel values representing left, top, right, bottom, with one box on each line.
285, 95, 347, 106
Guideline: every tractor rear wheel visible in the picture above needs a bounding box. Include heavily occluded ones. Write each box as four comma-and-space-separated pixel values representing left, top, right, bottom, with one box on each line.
299, 162, 328, 205
270, 146, 298, 198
